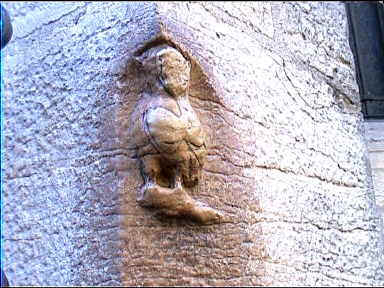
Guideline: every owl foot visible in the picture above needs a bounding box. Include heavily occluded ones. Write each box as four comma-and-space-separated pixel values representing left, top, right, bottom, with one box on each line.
188, 203, 224, 225
137, 185, 191, 209
137, 183, 157, 206
137, 185, 223, 224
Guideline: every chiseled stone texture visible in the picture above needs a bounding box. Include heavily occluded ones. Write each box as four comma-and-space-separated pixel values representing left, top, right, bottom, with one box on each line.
2, 1, 383, 286
2, 2, 129, 286
365, 121, 384, 227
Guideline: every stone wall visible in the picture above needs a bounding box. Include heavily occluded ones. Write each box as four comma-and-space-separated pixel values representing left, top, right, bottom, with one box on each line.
365, 121, 384, 218
2, 1, 383, 286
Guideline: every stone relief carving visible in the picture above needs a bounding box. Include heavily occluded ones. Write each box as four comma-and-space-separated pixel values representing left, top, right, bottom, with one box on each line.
129, 44, 222, 224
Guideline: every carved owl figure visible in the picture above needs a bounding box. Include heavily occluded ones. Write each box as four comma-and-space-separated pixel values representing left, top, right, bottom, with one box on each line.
130, 46, 207, 204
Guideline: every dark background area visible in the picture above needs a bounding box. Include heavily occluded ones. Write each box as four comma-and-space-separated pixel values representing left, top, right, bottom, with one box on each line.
346, 2, 384, 119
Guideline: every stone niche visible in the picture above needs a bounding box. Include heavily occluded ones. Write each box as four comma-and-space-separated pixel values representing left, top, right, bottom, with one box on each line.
2, 2, 383, 286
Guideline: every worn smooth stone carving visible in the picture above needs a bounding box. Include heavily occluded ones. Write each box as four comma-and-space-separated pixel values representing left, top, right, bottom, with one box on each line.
129, 45, 223, 224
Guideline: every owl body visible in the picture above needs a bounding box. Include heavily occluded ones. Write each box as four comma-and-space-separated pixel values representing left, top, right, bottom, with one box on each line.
131, 90, 206, 188
129, 46, 223, 224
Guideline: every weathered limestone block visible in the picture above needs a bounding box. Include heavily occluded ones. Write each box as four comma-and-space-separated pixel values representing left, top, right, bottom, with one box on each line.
365, 121, 384, 225
2, 2, 128, 286
2, 1, 383, 286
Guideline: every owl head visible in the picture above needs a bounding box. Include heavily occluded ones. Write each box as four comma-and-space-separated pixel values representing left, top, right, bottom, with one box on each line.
156, 47, 191, 97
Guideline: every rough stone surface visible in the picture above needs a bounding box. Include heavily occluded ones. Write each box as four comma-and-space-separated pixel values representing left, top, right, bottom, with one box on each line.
364, 121, 384, 231
2, 2, 128, 286
2, 1, 383, 286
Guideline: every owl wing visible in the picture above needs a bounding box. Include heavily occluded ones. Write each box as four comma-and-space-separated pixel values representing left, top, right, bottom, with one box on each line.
144, 107, 186, 155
